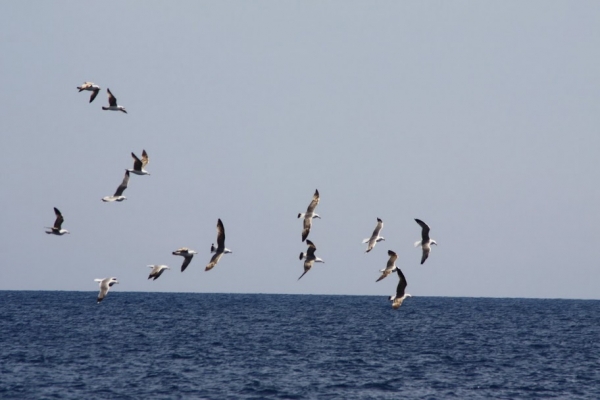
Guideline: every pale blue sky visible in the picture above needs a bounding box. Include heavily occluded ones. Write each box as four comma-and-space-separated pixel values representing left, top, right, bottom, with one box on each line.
1, 2, 599, 298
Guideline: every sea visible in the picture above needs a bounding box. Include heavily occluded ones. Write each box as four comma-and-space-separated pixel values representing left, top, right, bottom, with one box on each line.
0, 292, 598, 399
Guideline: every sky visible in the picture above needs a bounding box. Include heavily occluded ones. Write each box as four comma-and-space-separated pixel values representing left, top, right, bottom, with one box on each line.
1, 2, 599, 299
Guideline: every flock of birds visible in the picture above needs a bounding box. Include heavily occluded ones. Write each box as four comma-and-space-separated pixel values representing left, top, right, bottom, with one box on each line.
46, 82, 438, 307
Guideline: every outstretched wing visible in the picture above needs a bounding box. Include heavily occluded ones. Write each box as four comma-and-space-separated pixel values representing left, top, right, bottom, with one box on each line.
114, 171, 129, 196
216, 219, 225, 249
396, 268, 407, 298
302, 217, 312, 242
180, 256, 193, 272
206, 252, 223, 271
89, 88, 100, 103
306, 189, 320, 213
107, 88, 117, 107
131, 152, 142, 171
141, 150, 149, 168
415, 219, 430, 242
421, 247, 430, 265
53, 207, 64, 229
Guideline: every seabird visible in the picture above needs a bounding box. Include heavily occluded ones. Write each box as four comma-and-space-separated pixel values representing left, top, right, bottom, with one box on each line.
102, 170, 129, 202
298, 239, 324, 280
414, 219, 437, 265
172, 248, 198, 272
102, 88, 127, 113
298, 189, 320, 242
95, 277, 118, 303
45, 207, 70, 235
147, 265, 170, 280
363, 218, 385, 253
127, 150, 150, 176
376, 250, 398, 282
77, 82, 101, 103
389, 267, 411, 309
206, 219, 232, 271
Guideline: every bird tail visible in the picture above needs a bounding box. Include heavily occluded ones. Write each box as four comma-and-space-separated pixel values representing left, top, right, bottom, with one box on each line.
362, 238, 370, 244
414, 240, 422, 247
94, 279, 103, 282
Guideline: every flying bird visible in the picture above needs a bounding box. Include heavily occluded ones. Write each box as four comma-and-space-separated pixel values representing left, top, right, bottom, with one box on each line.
172, 248, 198, 272
298, 239, 324, 280
45, 207, 70, 235
128, 150, 150, 176
147, 265, 170, 280
298, 189, 320, 242
102, 171, 129, 202
376, 250, 398, 282
95, 277, 118, 303
206, 219, 232, 271
389, 267, 411, 309
414, 219, 437, 265
363, 218, 385, 253
102, 88, 127, 113
77, 82, 101, 103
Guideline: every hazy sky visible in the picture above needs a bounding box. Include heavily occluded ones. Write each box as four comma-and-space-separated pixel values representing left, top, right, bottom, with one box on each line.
1, 2, 599, 299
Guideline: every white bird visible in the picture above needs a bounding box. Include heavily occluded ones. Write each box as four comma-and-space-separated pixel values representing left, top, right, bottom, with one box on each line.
414, 219, 437, 265
102, 171, 129, 202
298, 240, 324, 280
102, 88, 127, 113
298, 189, 320, 242
172, 248, 197, 272
362, 218, 385, 253
45, 207, 70, 235
127, 150, 150, 176
95, 277, 118, 303
389, 267, 411, 309
206, 219, 232, 271
376, 250, 398, 282
77, 82, 101, 103
147, 265, 170, 280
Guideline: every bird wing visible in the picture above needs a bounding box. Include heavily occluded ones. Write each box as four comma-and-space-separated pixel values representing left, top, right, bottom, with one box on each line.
396, 268, 407, 298
415, 219, 431, 242
299, 260, 314, 280
107, 88, 117, 106
180, 256, 193, 272
421, 247, 430, 265
216, 219, 225, 249
306, 189, 320, 213
89, 88, 99, 103
372, 218, 383, 237
53, 207, 64, 229
153, 268, 166, 280
206, 252, 223, 271
131, 152, 142, 171
306, 240, 317, 258
302, 217, 312, 242
141, 150, 149, 167
98, 279, 109, 300
387, 250, 398, 266
113, 170, 129, 196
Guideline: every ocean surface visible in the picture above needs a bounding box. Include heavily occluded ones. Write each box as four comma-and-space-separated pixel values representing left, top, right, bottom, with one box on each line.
0, 292, 598, 399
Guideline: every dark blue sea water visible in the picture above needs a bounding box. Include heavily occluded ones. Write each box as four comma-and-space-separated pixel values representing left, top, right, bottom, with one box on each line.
0, 292, 598, 399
